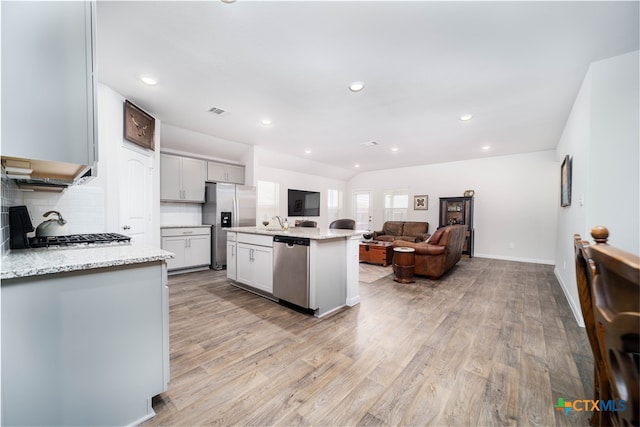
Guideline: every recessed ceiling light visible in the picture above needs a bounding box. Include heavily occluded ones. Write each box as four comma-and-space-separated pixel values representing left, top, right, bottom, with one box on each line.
304, 149, 311, 155
220, 0, 236, 3
348, 82, 364, 92
459, 114, 474, 121
354, 164, 360, 168
140, 76, 157, 86
391, 147, 399, 153
482, 145, 491, 151
260, 119, 272, 126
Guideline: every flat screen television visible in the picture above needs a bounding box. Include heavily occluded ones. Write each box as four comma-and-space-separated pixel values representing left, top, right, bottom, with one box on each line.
288, 189, 320, 217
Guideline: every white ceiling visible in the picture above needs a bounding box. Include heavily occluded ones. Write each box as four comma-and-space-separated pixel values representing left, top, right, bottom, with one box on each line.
96, 1, 639, 177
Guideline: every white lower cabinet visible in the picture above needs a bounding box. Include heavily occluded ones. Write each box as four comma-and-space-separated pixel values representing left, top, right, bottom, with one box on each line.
1, 262, 168, 426
162, 237, 187, 270
161, 227, 211, 271
227, 232, 237, 280
235, 234, 273, 293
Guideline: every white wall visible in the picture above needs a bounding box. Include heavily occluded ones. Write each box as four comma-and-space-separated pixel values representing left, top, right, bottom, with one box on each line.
348, 150, 559, 264
554, 50, 639, 326
21, 84, 163, 246
587, 50, 639, 252
256, 164, 348, 228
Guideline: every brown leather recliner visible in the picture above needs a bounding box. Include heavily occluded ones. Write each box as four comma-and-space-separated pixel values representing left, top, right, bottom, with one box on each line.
392, 225, 466, 279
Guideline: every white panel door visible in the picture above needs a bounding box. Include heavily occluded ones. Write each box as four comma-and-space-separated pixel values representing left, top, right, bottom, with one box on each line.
120, 147, 152, 244
353, 191, 373, 231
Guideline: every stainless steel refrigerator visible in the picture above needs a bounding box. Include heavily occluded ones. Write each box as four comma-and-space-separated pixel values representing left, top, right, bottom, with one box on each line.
202, 183, 256, 269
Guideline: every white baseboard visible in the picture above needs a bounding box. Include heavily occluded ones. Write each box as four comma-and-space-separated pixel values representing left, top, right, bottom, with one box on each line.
346, 296, 360, 306
554, 267, 585, 327
473, 253, 555, 265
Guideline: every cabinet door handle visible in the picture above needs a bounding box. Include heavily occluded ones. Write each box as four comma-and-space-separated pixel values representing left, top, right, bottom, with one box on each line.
232, 246, 235, 256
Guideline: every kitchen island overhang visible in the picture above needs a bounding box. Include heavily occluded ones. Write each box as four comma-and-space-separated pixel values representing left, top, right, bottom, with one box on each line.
1, 243, 173, 426
225, 226, 364, 317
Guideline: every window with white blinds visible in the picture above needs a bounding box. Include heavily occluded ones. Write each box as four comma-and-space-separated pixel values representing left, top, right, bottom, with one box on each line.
257, 180, 279, 226
383, 189, 409, 221
327, 189, 343, 224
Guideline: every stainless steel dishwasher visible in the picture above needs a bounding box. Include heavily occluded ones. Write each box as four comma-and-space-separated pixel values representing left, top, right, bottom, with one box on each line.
273, 235, 311, 308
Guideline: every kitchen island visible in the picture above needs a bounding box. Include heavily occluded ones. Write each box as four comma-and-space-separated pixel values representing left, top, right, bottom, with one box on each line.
1, 243, 173, 426
226, 226, 364, 317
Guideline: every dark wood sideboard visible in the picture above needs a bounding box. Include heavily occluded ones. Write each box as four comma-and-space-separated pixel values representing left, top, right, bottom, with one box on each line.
439, 196, 474, 257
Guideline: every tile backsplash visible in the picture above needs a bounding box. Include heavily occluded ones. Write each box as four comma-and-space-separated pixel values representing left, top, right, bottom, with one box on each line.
160, 202, 203, 226
22, 186, 105, 235
1, 173, 106, 255
1, 171, 23, 255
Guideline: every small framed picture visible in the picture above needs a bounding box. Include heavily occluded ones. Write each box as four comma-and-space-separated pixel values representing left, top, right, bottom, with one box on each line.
413, 195, 428, 210
124, 100, 155, 150
561, 155, 572, 207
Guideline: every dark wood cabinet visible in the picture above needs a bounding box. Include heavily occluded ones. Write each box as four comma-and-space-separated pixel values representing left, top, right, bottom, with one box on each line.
439, 196, 474, 257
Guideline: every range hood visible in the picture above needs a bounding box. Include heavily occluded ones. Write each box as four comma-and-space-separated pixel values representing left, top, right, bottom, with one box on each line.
2, 157, 96, 192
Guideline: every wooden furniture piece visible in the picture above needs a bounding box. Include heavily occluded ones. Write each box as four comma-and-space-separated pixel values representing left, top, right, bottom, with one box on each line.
329, 219, 356, 230
439, 196, 474, 257
393, 247, 415, 284
392, 225, 466, 279
574, 232, 610, 426
589, 226, 639, 427
359, 241, 394, 267
373, 221, 430, 243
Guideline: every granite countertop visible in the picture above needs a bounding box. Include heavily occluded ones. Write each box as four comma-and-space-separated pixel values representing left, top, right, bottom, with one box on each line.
1, 243, 174, 280
226, 226, 366, 240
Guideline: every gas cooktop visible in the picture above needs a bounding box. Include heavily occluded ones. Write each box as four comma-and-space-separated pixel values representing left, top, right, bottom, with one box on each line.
29, 233, 132, 248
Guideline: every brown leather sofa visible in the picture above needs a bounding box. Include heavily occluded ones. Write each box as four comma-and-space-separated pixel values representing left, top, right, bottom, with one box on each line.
392, 225, 466, 279
373, 221, 430, 243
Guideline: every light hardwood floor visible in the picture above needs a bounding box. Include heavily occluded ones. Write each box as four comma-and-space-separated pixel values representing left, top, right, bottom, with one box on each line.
144, 257, 594, 426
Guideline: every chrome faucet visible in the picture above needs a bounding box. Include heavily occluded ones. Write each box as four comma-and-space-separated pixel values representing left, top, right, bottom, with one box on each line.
273, 216, 284, 229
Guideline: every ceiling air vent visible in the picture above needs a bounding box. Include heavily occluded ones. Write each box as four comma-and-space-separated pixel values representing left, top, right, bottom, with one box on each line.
208, 106, 229, 117
360, 141, 379, 148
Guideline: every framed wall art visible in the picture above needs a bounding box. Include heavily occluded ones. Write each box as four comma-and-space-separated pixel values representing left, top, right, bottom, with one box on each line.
124, 100, 155, 150
561, 155, 572, 207
413, 195, 428, 210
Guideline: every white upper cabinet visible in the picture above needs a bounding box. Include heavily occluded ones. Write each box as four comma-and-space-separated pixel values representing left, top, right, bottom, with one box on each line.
1, 1, 97, 167
160, 154, 205, 202
207, 161, 245, 185
181, 157, 207, 201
